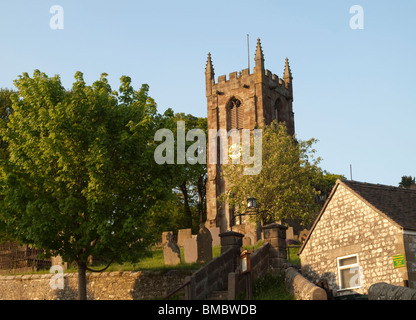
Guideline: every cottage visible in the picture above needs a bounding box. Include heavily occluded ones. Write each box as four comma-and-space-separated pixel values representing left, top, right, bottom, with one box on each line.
299, 179, 416, 297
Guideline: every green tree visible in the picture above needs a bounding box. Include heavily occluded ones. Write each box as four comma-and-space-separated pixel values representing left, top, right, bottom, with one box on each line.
0, 71, 172, 299
313, 171, 345, 203
221, 122, 323, 226
399, 176, 416, 188
156, 111, 207, 233
174, 113, 207, 231
0, 88, 14, 243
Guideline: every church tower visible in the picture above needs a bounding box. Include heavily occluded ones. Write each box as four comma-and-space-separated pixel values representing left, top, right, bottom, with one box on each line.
205, 39, 295, 240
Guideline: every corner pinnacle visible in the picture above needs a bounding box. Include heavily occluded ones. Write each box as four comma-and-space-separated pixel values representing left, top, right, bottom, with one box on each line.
205, 52, 214, 78
283, 57, 292, 81
254, 38, 264, 61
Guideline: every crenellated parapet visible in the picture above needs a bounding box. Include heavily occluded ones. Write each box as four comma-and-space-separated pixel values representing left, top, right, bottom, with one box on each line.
207, 69, 291, 108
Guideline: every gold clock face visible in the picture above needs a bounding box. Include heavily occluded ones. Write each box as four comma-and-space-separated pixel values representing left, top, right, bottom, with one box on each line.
228, 143, 242, 160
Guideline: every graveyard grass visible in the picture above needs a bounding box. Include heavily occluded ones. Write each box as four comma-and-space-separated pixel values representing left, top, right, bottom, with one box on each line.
66, 245, 223, 273
287, 246, 301, 265
30, 245, 299, 274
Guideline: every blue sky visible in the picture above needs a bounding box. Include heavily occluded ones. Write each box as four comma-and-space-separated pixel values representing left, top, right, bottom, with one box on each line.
0, 1, 415, 186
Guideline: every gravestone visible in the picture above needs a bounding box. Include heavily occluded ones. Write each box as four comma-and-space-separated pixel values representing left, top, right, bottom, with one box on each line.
177, 228, 192, 247
162, 231, 172, 246
183, 237, 197, 264
286, 226, 295, 240
208, 227, 220, 246
51, 255, 67, 270
242, 236, 252, 247
163, 232, 181, 266
299, 229, 309, 243
197, 225, 213, 263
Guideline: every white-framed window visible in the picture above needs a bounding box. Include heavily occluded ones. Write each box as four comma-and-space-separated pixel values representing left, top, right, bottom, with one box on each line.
337, 254, 362, 290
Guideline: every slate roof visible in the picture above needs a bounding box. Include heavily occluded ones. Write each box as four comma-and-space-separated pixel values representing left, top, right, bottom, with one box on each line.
342, 180, 416, 231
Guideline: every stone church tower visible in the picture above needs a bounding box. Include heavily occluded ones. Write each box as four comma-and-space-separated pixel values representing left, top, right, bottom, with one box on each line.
205, 38, 295, 240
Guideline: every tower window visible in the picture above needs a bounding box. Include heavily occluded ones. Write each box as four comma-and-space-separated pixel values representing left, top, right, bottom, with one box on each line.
227, 98, 243, 130
273, 98, 281, 123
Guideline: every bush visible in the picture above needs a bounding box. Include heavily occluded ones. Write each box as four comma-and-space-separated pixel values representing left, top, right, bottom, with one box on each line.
252, 272, 294, 300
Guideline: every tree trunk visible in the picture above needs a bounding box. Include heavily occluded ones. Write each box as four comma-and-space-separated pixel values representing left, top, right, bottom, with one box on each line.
197, 174, 207, 225
180, 182, 193, 229
77, 261, 88, 300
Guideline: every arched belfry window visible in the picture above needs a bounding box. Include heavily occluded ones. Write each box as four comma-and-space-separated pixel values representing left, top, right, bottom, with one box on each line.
273, 98, 281, 123
227, 98, 243, 130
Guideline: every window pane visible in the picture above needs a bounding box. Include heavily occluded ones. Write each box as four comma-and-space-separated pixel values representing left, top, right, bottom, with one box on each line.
339, 256, 357, 266
340, 267, 360, 289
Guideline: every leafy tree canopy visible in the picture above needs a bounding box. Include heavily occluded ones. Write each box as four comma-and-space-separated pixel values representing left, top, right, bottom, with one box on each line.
0, 88, 14, 243
0, 70, 174, 298
399, 175, 416, 188
221, 122, 341, 227
155, 110, 207, 233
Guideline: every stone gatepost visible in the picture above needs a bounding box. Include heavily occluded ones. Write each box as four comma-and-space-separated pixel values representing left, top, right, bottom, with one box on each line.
219, 231, 244, 253
219, 231, 244, 271
262, 222, 288, 271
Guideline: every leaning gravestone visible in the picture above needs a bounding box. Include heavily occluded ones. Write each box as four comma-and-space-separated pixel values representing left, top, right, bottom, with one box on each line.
161, 231, 172, 246
163, 232, 181, 266
177, 228, 192, 247
183, 237, 197, 264
286, 226, 295, 240
197, 225, 213, 264
299, 229, 309, 243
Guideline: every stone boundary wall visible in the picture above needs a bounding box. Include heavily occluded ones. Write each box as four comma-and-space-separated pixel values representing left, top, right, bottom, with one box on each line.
284, 267, 327, 300
0, 270, 192, 300
228, 243, 271, 300
186, 247, 235, 300
249, 243, 270, 280
227, 224, 287, 300
368, 282, 416, 300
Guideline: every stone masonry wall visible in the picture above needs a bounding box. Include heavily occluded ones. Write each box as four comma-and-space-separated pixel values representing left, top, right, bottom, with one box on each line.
285, 267, 327, 300
300, 184, 407, 296
187, 247, 235, 300
0, 270, 192, 300
368, 282, 416, 300
249, 243, 270, 281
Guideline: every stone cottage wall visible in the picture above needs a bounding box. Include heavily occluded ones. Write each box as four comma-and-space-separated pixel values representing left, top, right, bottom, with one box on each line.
300, 184, 407, 296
